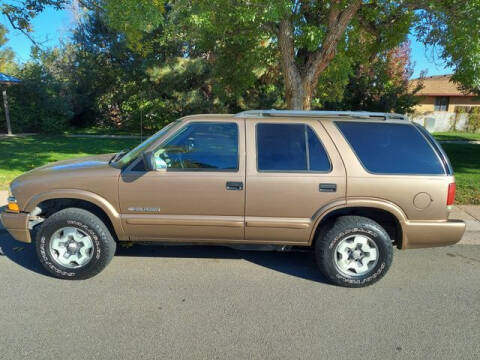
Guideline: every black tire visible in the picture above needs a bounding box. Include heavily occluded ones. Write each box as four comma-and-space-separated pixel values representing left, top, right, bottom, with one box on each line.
35, 208, 116, 280
315, 216, 393, 288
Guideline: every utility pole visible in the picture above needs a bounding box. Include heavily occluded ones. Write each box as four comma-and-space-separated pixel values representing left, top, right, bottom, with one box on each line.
2, 89, 12, 136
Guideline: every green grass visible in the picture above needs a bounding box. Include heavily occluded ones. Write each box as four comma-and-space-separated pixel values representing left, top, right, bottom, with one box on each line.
0, 136, 478, 204
442, 143, 480, 205
0, 135, 139, 190
433, 132, 480, 142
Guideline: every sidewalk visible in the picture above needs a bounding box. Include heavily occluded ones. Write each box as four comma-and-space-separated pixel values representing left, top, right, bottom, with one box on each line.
0, 190, 479, 244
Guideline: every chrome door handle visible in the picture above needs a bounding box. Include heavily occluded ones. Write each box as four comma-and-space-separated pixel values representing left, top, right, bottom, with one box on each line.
226, 181, 243, 191
319, 183, 336, 192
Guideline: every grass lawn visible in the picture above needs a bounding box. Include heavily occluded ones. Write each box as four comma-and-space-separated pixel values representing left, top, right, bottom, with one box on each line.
442, 143, 480, 205
0, 135, 478, 205
0, 135, 139, 190
433, 132, 480, 141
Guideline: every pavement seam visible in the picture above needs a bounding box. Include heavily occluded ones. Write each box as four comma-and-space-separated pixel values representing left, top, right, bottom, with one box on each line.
460, 207, 480, 222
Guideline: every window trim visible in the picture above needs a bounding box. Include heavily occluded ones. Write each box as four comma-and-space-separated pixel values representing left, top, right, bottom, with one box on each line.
147, 121, 241, 173
255, 122, 332, 174
335, 121, 447, 176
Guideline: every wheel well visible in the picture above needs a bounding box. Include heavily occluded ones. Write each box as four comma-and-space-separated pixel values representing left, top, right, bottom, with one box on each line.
35, 198, 118, 241
314, 207, 403, 248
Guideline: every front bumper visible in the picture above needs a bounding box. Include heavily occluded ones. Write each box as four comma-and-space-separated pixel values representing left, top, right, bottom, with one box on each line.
0, 210, 31, 243
402, 219, 466, 249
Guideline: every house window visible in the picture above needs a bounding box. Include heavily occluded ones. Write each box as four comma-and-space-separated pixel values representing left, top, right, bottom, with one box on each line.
434, 96, 449, 111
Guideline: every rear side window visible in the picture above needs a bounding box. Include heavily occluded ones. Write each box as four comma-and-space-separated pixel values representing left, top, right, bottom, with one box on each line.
336, 122, 445, 175
257, 123, 331, 172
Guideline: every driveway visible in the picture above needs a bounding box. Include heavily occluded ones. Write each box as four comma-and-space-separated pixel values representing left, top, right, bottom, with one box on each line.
0, 229, 479, 359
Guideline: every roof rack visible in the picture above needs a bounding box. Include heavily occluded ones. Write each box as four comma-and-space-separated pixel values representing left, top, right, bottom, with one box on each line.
235, 110, 406, 121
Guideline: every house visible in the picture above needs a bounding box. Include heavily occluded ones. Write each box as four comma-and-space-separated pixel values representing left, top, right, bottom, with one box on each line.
410, 74, 480, 113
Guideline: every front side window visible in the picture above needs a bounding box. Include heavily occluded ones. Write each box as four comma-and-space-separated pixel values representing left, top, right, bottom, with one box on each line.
155, 122, 238, 171
336, 121, 445, 175
257, 123, 331, 172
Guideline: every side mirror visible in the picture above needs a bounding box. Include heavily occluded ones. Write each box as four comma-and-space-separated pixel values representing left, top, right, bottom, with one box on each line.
142, 151, 156, 171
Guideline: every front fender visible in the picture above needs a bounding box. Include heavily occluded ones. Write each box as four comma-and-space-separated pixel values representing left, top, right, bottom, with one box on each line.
24, 189, 125, 240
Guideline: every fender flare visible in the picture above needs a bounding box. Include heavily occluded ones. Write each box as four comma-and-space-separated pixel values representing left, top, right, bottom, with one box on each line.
308, 198, 408, 245
25, 189, 125, 239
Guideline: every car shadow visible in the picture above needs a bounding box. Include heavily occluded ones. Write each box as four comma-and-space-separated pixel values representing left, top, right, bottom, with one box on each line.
0, 230, 47, 275
0, 231, 327, 284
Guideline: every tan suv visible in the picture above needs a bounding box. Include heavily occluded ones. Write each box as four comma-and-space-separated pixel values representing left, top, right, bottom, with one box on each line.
1, 110, 466, 287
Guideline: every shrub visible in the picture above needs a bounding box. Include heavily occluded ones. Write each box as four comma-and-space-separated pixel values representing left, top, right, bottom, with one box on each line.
467, 107, 480, 133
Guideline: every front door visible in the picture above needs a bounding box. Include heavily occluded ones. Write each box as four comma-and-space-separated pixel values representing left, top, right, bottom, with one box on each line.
119, 118, 245, 242
244, 118, 346, 245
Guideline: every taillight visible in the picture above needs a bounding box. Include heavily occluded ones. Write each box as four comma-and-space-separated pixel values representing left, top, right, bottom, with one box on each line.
447, 183, 456, 206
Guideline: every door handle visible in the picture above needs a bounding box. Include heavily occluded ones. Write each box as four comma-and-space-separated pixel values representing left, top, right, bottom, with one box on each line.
319, 183, 337, 192
226, 181, 243, 191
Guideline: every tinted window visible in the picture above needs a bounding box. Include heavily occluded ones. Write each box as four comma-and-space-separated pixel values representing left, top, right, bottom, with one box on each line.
156, 122, 238, 170
307, 127, 331, 171
336, 122, 445, 175
257, 123, 331, 172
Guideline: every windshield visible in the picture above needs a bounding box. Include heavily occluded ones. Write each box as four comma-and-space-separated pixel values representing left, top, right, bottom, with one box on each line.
112, 120, 181, 168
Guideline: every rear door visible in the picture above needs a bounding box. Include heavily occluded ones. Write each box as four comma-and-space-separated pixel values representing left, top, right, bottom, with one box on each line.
244, 118, 346, 244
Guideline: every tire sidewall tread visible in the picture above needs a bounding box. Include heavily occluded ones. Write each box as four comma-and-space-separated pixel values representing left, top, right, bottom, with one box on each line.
35, 208, 116, 280
315, 216, 393, 288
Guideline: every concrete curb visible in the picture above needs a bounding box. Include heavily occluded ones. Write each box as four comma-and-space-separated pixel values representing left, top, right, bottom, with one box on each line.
66, 134, 142, 139
0, 133, 37, 138
439, 140, 480, 144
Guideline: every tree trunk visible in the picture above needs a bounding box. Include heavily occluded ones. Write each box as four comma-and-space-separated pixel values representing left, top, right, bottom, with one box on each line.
277, 0, 362, 110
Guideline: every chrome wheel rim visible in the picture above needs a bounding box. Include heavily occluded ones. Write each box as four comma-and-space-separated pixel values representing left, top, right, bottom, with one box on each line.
334, 235, 379, 277
49, 227, 94, 269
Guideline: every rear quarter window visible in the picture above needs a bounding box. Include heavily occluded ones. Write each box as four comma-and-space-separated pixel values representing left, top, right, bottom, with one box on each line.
335, 122, 445, 175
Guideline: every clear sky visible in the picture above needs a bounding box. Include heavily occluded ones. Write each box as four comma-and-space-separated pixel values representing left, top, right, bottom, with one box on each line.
1, 7, 453, 79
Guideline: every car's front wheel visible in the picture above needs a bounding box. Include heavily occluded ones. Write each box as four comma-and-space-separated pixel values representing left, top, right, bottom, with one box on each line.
35, 208, 116, 279
315, 216, 393, 287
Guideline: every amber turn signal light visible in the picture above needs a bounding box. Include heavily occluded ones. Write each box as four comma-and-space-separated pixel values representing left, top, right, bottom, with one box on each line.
7, 196, 20, 213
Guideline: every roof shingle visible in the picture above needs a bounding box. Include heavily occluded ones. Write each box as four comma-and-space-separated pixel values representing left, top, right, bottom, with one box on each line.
410, 74, 471, 96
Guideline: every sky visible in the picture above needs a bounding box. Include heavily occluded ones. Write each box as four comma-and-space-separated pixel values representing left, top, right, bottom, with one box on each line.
1, 7, 453, 79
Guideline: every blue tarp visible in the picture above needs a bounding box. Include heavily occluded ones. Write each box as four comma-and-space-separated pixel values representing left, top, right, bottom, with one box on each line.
0, 73, 21, 84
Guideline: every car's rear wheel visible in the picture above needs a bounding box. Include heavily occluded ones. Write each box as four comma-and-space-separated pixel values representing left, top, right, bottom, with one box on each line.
35, 208, 116, 279
315, 216, 393, 287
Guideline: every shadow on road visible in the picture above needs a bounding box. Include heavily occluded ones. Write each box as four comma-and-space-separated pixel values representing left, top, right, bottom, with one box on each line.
0, 231, 327, 283
0, 231, 46, 275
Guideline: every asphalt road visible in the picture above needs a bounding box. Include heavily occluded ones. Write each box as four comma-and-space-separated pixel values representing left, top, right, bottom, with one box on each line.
0, 230, 479, 360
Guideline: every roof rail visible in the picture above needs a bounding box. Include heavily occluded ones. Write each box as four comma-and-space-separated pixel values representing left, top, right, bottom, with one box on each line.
235, 109, 406, 121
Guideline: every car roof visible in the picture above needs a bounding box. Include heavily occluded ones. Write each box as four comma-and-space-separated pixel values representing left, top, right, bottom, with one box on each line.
181, 110, 408, 123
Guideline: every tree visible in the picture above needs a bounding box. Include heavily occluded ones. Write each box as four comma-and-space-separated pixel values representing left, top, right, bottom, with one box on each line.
4, 1, 480, 110
100, 0, 480, 109
323, 41, 423, 113
0, 25, 15, 73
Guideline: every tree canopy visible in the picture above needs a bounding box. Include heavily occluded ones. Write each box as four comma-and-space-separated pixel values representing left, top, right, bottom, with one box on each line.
1, 0, 479, 132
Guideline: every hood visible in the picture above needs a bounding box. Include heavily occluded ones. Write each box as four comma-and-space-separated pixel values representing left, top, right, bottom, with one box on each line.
10, 154, 122, 208
28, 154, 114, 174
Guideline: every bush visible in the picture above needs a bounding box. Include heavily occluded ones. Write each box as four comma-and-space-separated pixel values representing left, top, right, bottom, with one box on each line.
467, 107, 480, 133
0, 62, 72, 133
